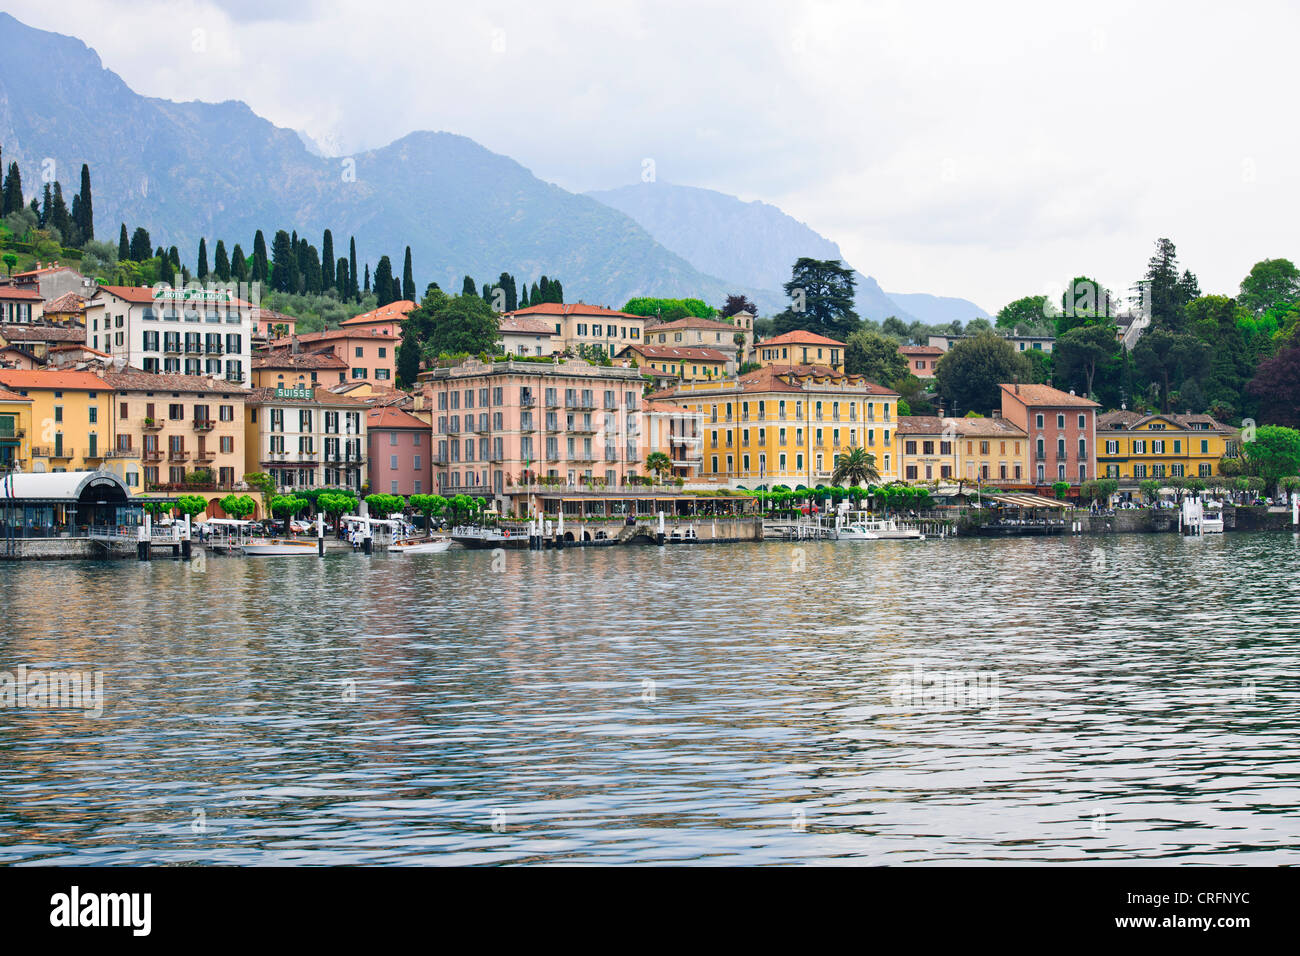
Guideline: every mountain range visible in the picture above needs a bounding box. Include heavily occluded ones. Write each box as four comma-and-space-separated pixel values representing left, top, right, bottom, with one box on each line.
0, 12, 987, 324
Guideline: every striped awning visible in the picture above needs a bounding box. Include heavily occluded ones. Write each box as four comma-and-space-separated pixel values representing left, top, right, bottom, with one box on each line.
985, 493, 1068, 509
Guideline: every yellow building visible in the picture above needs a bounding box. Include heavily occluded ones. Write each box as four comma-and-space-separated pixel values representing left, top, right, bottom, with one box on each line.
756, 330, 847, 373
1097, 410, 1237, 482
898, 415, 1030, 486
0, 369, 112, 473
101, 369, 249, 497
619, 343, 728, 387
0, 386, 34, 472
661, 364, 899, 488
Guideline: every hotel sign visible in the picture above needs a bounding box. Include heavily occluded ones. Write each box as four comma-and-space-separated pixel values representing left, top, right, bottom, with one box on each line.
275, 386, 313, 401
153, 288, 235, 303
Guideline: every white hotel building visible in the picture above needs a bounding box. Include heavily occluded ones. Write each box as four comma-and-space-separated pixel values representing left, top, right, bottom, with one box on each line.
84, 284, 255, 386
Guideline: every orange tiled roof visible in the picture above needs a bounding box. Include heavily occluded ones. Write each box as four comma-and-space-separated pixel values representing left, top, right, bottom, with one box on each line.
252, 347, 349, 370
0, 286, 44, 301
498, 315, 558, 336
643, 316, 737, 334
367, 406, 428, 430
760, 329, 847, 348
270, 327, 398, 347
92, 285, 257, 308
43, 292, 88, 313
0, 386, 32, 402
0, 323, 86, 342
342, 300, 417, 325
625, 344, 730, 362
1000, 383, 1100, 408
0, 368, 110, 390
101, 368, 248, 394
899, 345, 944, 355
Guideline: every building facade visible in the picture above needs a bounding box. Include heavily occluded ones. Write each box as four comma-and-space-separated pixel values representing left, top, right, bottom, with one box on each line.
500, 303, 646, 358
899, 345, 943, 379
85, 285, 254, 385
101, 370, 248, 495
0, 369, 112, 473
270, 328, 398, 384
0, 386, 33, 473
663, 365, 899, 488
1096, 410, 1236, 483
618, 343, 728, 386
498, 315, 559, 357
245, 386, 369, 492
416, 357, 650, 497
0, 285, 44, 324
999, 383, 1098, 486
252, 348, 350, 389
367, 406, 433, 496
643, 316, 745, 371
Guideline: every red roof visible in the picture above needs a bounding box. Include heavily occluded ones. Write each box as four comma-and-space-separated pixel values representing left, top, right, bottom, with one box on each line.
367, 406, 428, 430
625, 344, 729, 362
0, 386, 32, 402
1000, 384, 1100, 408
271, 328, 398, 346
0, 368, 110, 390
92, 285, 257, 308
900, 345, 944, 355
761, 329, 847, 348
0, 287, 44, 301
342, 300, 417, 326
498, 315, 558, 336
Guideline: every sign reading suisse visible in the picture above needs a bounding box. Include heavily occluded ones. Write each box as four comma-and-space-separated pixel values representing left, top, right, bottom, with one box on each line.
275, 386, 313, 401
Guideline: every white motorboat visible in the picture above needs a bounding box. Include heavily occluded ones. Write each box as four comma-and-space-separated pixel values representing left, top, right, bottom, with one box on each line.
390, 537, 452, 554
836, 522, 879, 540
241, 537, 319, 556
1201, 506, 1225, 534
834, 512, 923, 540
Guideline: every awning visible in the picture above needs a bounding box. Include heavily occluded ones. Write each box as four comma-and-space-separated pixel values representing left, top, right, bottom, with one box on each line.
984, 493, 1068, 509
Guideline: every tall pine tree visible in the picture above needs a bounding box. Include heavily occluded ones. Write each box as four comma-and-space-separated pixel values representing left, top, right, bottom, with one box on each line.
129, 227, 152, 261
402, 247, 415, 301
197, 238, 209, 280
214, 240, 230, 281
336, 258, 349, 300
252, 230, 269, 284
50, 182, 71, 240
374, 255, 395, 306
231, 242, 247, 282
39, 183, 51, 227
349, 237, 359, 302
77, 164, 93, 241
270, 230, 295, 293
321, 230, 335, 289
462, 275, 477, 297
2, 162, 23, 216
118, 225, 131, 261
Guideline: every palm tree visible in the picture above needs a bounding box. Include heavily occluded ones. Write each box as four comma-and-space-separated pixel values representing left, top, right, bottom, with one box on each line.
830, 447, 881, 488
645, 451, 673, 484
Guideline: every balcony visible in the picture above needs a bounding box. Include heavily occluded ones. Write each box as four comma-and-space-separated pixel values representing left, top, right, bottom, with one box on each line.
521, 397, 536, 408
31, 446, 74, 459
168, 449, 190, 462
143, 420, 163, 432
569, 423, 597, 435
106, 447, 140, 459
0, 428, 25, 440
143, 449, 163, 462
193, 419, 215, 432
446, 422, 460, 434
194, 449, 216, 463
519, 419, 536, 432
545, 397, 561, 408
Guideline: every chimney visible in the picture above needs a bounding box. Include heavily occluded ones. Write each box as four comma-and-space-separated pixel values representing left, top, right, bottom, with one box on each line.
291, 334, 300, 355
1014, 383, 1020, 395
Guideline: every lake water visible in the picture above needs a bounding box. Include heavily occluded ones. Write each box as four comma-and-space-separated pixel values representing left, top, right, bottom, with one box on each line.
2, 532, 1298, 865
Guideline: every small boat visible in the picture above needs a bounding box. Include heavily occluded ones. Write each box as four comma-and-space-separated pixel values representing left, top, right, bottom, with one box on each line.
834, 512, 923, 540
241, 538, 319, 556
836, 522, 879, 540
1201, 506, 1225, 534
390, 537, 452, 554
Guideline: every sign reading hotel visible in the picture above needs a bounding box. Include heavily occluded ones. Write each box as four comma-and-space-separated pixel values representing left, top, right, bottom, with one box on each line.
152, 287, 236, 303
275, 386, 313, 401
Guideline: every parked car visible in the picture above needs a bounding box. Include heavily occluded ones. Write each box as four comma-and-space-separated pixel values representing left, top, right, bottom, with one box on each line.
290, 519, 314, 534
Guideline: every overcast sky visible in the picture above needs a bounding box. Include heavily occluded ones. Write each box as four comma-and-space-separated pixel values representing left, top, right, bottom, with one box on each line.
10, 0, 1299, 312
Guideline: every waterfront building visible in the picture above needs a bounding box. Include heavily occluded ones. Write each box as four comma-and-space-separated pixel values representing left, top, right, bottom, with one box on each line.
367, 406, 433, 496
898, 414, 1030, 485
498, 314, 559, 357
270, 328, 398, 384
499, 302, 646, 358
660, 364, 899, 489
244, 385, 369, 492
416, 356, 649, 497
617, 343, 728, 387
251, 347, 350, 389
100, 369, 248, 495
756, 330, 847, 373
642, 399, 703, 481
0, 386, 33, 472
897, 416, 954, 482
1096, 410, 1237, 483
643, 316, 746, 371
999, 383, 1098, 486
0, 368, 112, 472
899, 345, 943, 379
84, 285, 254, 385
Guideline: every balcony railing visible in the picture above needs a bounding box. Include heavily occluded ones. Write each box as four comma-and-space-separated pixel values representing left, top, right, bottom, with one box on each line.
143, 421, 163, 431
106, 447, 139, 459
31, 446, 74, 459
168, 450, 190, 461
143, 449, 163, 462
193, 419, 215, 431
0, 428, 25, 439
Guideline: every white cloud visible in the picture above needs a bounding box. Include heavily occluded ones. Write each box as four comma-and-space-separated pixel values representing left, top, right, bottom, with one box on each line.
5, 0, 1299, 311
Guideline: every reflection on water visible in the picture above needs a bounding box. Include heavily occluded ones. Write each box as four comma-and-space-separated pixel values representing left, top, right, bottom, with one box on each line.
2, 533, 1299, 864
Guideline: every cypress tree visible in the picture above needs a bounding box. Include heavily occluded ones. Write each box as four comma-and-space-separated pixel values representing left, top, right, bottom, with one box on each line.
550, 278, 563, 303
169, 246, 181, 269
154, 246, 165, 260
28, 198, 39, 220
529, 281, 540, 305
51, 182, 71, 240
160, 254, 175, 285
39, 183, 51, 227
252, 230, 269, 284
321, 230, 335, 289
303, 244, 322, 294
336, 258, 349, 299
130, 227, 152, 261
518, 283, 529, 308
270, 230, 295, 293
214, 239, 230, 281
78, 163, 93, 241
2, 162, 23, 216
118, 224, 130, 261
402, 246, 415, 301
231, 243, 247, 282
374, 255, 395, 306
349, 237, 359, 301
462, 275, 477, 297
197, 238, 209, 280
364, 263, 370, 295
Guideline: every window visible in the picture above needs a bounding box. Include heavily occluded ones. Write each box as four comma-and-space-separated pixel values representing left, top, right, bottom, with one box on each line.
1036, 413, 1044, 428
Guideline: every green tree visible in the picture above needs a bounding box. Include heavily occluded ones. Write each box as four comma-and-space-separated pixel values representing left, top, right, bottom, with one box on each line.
348, 236, 359, 301
402, 247, 415, 301
1143, 238, 1198, 332
364, 493, 406, 518
1243, 425, 1300, 491
831, 447, 881, 487
129, 227, 152, 262
1132, 328, 1210, 412
996, 295, 1051, 331
1238, 258, 1300, 316
242, 471, 276, 517
2, 253, 16, 276
2, 161, 23, 217
934, 332, 1033, 416
75, 164, 93, 242
213, 239, 230, 281
321, 230, 335, 289
374, 255, 396, 306
771, 258, 860, 341
271, 230, 295, 292
645, 451, 672, 483
416, 289, 500, 356
219, 493, 257, 520
118, 223, 130, 262
408, 493, 447, 531
174, 494, 208, 519
252, 229, 269, 284
270, 494, 309, 533
196, 237, 209, 280
1054, 324, 1119, 397
845, 328, 909, 383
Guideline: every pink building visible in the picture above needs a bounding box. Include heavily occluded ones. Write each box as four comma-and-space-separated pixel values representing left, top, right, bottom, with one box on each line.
416, 357, 651, 500
999, 383, 1099, 487
899, 345, 943, 378
367, 406, 432, 496
272, 328, 398, 384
